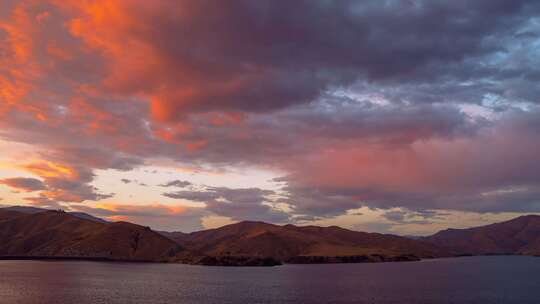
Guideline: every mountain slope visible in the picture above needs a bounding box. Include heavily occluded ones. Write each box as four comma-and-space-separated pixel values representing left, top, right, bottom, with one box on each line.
1, 206, 108, 223
2, 206, 47, 214
165, 221, 448, 263
0, 209, 25, 221
424, 215, 540, 255
0, 210, 183, 262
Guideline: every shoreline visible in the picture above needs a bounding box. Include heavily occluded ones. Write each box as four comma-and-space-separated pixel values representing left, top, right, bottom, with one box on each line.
0, 254, 534, 266
0, 256, 162, 263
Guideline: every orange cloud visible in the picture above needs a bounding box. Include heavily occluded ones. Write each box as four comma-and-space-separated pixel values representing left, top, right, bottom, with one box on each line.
11, 159, 111, 203
95, 203, 188, 215
71, 202, 206, 231
0, 1, 73, 120
23, 161, 77, 180
185, 139, 208, 152
68, 98, 120, 135
49, 1, 299, 123
153, 122, 193, 144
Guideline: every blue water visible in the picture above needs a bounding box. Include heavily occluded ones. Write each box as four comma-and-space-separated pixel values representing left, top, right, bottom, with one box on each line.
0, 256, 538, 303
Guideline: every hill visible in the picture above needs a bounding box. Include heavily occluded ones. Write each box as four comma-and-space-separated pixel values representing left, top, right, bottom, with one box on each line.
5, 205, 540, 266
163, 221, 448, 263
2, 206, 108, 223
424, 215, 540, 256
0, 209, 183, 262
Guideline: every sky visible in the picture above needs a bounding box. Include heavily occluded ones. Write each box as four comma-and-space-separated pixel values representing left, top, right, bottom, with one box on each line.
0, 0, 539, 235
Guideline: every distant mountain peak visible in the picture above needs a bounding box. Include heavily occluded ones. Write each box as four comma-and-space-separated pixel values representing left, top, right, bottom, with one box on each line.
424, 214, 540, 256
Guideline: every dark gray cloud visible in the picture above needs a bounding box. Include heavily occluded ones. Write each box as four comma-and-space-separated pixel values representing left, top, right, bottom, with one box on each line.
44, 147, 143, 172
44, 177, 114, 202
0, 178, 46, 192
162, 99, 486, 167
382, 210, 407, 222
160, 180, 192, 188
381, 209, 441, 226
164, 186, 289, 223
114, 0, 540, 117
121, 179, 147, 187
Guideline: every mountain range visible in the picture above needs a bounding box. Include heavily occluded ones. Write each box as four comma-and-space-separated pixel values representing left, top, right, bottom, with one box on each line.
1, 206, 539, 266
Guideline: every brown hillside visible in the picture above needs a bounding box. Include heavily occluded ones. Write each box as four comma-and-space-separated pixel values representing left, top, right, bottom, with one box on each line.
166, 221, 448, 262
424, 215, 540, 255
0, 210, 183, 262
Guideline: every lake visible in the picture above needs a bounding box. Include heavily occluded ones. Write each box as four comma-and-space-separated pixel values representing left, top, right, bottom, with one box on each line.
0, 256, 538, 304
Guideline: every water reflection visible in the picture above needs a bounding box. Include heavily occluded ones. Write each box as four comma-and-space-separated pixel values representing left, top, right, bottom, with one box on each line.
0, 256, 539, 304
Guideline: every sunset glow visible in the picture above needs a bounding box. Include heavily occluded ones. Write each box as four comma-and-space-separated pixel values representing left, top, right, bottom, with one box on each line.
0, 0, 539, 234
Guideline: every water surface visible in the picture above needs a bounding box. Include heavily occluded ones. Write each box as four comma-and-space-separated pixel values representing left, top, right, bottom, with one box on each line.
1, 256, 538, 304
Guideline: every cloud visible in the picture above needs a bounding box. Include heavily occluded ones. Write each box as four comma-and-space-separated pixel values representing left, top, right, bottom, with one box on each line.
0, 177, 46, 192
120, 178, 147, 187
24, 195, 63, 209
164, 186, 289, 223
55, 0, 540, 120
277, 108, 540, 216
382, 210, 407, 222
160, 180, 192, 188
21, 160, 114, 203
71, 203, 206, 232
0, 0, 539, 229
1, 160, 115, 204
